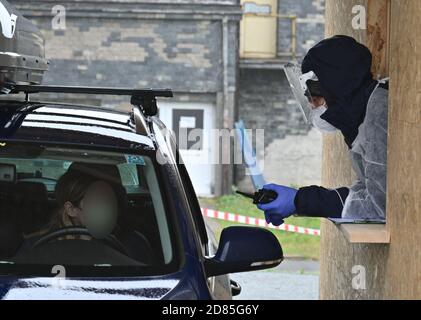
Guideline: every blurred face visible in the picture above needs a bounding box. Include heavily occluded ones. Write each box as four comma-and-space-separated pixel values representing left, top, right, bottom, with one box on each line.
308, 96, 327, 109
64, 180, 118, 238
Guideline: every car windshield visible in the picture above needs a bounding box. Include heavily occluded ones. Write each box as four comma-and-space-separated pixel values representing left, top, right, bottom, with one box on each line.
0, 142, 179, 277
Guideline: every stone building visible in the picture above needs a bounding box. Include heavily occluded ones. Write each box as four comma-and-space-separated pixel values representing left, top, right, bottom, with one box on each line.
11, 0, 325, 196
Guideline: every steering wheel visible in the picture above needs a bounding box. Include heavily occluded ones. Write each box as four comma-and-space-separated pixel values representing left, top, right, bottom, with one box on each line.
32, 227, 129, 256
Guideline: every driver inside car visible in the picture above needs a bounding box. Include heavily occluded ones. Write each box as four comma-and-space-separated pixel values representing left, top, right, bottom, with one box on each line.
11, 170, 142, 266
25, 171, 119, 242
54, 171, 119, 239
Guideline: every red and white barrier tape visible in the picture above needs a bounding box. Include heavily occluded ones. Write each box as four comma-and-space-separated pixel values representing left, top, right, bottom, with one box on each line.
201, 208, 320, 236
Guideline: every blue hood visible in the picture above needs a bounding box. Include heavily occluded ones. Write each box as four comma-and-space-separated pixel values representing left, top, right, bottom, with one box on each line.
302, 35, 378, 148
0, 276, 182, 300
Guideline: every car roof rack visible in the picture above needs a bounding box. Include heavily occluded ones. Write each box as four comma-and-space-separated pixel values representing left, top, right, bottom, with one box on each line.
6, 84, 173, 117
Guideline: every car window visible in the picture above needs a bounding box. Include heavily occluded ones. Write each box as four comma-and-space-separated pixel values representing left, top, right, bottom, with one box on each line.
0, 143, 178, 277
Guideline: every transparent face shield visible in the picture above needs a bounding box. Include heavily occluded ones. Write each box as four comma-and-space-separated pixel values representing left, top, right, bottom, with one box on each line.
283, 62, 317, 123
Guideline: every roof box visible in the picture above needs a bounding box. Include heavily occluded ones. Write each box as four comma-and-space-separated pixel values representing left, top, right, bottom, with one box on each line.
0, 0, 48, 87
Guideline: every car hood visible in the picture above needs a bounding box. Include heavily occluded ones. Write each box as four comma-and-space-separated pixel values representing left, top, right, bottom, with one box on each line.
0, 276, 181, 300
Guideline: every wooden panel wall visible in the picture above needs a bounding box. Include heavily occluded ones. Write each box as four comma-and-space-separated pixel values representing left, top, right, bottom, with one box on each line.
384, 0, 421, 299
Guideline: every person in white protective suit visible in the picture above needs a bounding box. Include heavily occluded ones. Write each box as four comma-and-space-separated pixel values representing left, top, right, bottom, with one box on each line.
256, 35, 389, 226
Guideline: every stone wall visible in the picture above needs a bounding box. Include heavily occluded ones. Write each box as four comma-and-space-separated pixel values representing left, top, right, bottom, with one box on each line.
236, 0, 325, 191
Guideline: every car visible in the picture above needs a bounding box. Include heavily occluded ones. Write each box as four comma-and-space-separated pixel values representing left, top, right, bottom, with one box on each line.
0, 0, 283, 300
0, 85, 284, 300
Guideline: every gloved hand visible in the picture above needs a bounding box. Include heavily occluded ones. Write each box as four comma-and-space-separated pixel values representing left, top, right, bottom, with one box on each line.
256, 184, 298, 226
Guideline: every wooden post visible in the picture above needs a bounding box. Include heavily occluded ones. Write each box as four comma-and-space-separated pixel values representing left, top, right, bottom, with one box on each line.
383, 0, 421, 298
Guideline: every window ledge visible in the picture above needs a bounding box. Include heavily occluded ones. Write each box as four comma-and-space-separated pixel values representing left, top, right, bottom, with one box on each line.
336, 223, 390, 244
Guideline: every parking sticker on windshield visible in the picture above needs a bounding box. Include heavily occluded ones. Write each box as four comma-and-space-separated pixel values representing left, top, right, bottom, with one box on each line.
125, 155, 146, 166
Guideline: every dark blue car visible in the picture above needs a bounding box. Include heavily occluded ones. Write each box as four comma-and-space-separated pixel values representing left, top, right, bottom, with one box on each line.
0, 86, 283, 300
0, 0, 283, 299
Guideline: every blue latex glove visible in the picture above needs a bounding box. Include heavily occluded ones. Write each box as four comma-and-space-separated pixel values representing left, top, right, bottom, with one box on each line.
256, 183, 298, 226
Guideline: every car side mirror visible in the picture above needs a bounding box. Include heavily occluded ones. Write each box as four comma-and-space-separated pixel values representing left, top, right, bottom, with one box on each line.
205, 226, 283, 277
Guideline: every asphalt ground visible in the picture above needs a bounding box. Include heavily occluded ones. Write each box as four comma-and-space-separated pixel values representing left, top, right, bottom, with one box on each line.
231, 259, 320, 300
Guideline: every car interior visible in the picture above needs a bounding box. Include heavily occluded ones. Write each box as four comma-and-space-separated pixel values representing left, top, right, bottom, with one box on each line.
0, 143, 174, 269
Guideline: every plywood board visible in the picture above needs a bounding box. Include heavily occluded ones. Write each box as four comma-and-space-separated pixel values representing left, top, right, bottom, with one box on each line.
339, 224, 390, 243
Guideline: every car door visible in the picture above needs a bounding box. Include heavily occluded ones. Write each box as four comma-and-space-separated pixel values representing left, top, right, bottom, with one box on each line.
153, 117, 232, 299
177, 161, 231, 300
